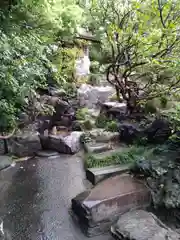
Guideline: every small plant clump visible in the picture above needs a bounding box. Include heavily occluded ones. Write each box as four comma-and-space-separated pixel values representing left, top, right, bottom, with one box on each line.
76, 108, 89, 121
105, 120, 118, 132
95, 114, 118, 132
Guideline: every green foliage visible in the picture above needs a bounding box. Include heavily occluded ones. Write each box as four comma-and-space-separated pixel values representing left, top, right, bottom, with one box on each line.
85, 145, 154, 168
95, 114, 109, 128
0, 31, 49, 131
87, 0, 180, 105
0, 0, 84, 131
82, 119, 93, 130
76, 108, 89, 120
144, 100, 158, 114
166, 105, 180, 130
90, 61, 100, 73
105, 120, 118, 132
131, 143, 180, 208
95, 113, 118, 132
160, 96, 168, 109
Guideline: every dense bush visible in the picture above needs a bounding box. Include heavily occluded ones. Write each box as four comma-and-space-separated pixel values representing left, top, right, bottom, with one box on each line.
0, 0, 84, 132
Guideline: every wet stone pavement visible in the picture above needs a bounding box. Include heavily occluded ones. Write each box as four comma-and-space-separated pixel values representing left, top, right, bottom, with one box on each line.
0, 155, 113, 240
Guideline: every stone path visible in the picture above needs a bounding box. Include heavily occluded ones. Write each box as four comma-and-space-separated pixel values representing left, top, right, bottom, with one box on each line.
0, 154, 113, 239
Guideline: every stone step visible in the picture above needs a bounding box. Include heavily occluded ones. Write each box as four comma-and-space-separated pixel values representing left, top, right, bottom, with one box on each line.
71, 174, 151, 237
90, 145, 128, 159
88, 129, 119, 143
83, 141, 113, 154
86, 164, 130, 185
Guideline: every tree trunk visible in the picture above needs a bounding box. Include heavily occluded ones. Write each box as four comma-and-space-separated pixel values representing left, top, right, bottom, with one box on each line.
115, 86, 121, 102
3, 139, 8, 154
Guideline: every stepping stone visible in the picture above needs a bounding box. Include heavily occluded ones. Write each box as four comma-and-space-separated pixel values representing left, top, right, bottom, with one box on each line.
36, 150, 59, 157
111, 210, 180, 240
86, 164, 130, 185
71, 174, 151, 237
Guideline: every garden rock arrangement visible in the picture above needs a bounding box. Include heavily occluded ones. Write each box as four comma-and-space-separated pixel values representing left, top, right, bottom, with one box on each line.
101, 101, 127, 119
111, 210, 180, 240
71, 174, 150, 237
118, 118, 172, 145
9, 124, 42, 157
77, 83, 114, 108
40, 131, 83, 154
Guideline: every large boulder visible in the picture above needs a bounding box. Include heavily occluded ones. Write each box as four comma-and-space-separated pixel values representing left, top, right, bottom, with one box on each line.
118, 122, 144, 144
111, 210, 180, 240
77, 84, 114, 108
71, 174, 150, 237
101, 101, 127, 119
145, 119, 172, 144
37, 96, 76, 132
40, 131, 83, 154
9, 125, 41, 157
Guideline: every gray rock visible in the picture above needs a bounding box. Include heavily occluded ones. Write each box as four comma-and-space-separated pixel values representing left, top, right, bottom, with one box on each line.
71, 174, 150, 237
83, 142, 112, 154
111, 210, 180, 240
145, 119, 172, 144
102, 101, 127, 119
119, 122, 144, 144
40, 131, 83, 154
9, 126, 41, 157
89, 129, 119, 143
77, 84, 114, 108
48, 86, 66, 97
0, 156, 13, 170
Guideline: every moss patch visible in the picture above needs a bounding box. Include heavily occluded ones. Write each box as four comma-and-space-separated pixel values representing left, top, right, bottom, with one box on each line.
85, 145, 154, 168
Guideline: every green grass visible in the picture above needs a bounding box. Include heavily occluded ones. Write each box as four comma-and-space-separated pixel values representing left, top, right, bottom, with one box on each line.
85, 145, 154, 168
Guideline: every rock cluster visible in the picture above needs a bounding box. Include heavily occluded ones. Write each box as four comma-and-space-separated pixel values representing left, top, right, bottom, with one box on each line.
118, 118, 172, 144
111, 210, 180, 240
71, 174, 150, 237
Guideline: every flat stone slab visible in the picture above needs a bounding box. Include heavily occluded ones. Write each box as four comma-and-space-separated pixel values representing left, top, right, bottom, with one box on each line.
71, 174, 151, 237
103, 102, 126, 109
83, 142, 113, 154
86, 164, 130, 185
89, 129, 119, 143
111, 210, 180, 240
36, 150, 60, 157
0, 155, 13, 170
90, 145, 128, 160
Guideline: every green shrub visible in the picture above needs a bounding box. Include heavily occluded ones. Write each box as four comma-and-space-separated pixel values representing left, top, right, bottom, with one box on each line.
160, 96, 168, 108
85, 146, 154, 168
105, 121, 118, 132
144, 101, 157, 114
82, 120, 93, 130
76, 108, 89, 121
95, 114, 109, 128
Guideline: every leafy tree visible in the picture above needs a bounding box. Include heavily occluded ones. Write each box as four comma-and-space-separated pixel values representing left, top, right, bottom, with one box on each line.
88, 0, 180, 113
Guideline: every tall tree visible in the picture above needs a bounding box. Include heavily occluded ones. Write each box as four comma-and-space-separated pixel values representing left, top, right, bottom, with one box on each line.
88, 0, 180, 112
